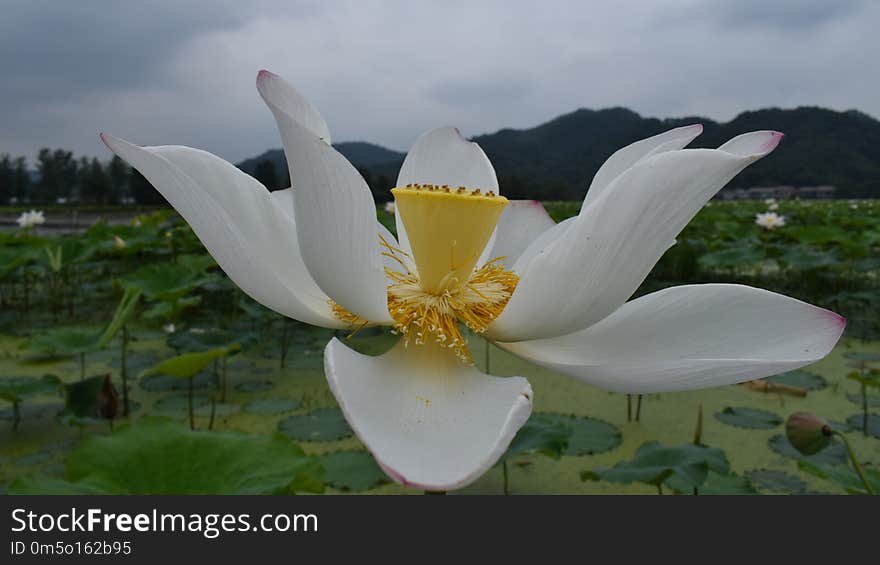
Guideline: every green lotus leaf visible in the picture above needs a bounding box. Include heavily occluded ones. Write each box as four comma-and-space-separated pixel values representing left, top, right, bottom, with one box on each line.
30, 327, 103, 356
243, 398, 301, 414
668, 471, 757, 495
532, 412, 621, 456
7, 418, 323, 494
766, 370, 827, 391
121, 263, 209, 301
715, 406, 783, 430
766, 434, 848, 466
581, 442, 729, 488
167, 328, 256, 353
278, 407, 353, 442
320, 450, 388, 492
745, 469, 807, 494
846, 414, 880, 438
843, 352, 880, 363
797, 460, 880, 495
502, 413, 572, 461
698, 246, 764, 269
0, 375, 62, 403
141, 344, 240, 379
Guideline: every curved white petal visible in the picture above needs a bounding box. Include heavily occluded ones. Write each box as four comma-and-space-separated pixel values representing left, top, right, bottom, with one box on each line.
325, 338, 532, 491
263, 103, 390, 323
489, 200, 556, 268
489, 132, 783, 342
100, 135, 343, 328
582, 124, 703, 210
256, 70, 331, 144
498, 284, 845, 393
395, 127, 500, 267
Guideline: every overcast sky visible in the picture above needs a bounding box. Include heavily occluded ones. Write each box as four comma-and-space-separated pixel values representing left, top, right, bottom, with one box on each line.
1, 0, 877, 164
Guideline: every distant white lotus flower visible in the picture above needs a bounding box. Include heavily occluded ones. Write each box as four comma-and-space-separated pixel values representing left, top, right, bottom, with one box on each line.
162, 323, 176, 334
764, 198, 776, 206
16, 209, 46, 229
114, 235, 126, 249
384, 201, 396, 214
101, 70, 844, 491
755, 211, 786, 229
768, 202, 779, 211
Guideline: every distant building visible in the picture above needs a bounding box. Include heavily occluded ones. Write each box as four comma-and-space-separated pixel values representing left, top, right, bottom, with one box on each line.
719, 185, 836, 200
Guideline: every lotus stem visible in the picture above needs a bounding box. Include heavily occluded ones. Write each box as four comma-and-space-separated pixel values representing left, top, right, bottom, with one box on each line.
635, 395, 643, 422
693, 403, 703, 446
11, 401, 21, 431
208, 394, 216, 431
221, 356, 228, 403
861, 382, 868, 436
656, 484, 663, 495
502, 460, 509, 495
121, 325, 130, 416
627, 394, 632, 422
832, 431, 875, 495
79, 352, 85, 381
188, 375, 195, 431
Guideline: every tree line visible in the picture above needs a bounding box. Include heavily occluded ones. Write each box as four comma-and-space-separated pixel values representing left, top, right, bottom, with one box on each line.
0, 149, 165, 206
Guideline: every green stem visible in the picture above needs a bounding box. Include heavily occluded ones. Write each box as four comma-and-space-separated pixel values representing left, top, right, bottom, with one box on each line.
188, 375, 195, 431
208, 394, 216, 431
657, 484, 663, 495
221, 357, 227, 403
121, 325, 129, 417
79, 352, 85, 381
635, 395, 643, 422
833, 431, 875, 495
12, 401, 21, 431
862, 382, 868, 436
502, 460, 509, 495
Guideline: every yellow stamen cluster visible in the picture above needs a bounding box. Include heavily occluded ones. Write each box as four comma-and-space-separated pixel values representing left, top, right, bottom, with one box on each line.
331, 183, 517, 363
386, 258, 517, 362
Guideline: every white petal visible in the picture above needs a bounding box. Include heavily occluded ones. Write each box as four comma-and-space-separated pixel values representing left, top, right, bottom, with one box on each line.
489, 200, 556, 268
100, 135, 343, 328
498, 284, 845, 393
582, 124, 703, 210
325, 338, 532, 491
256, 70, 331, 145
489, 132, 783, 342
395, 127, 500, 266
264, 104, 391, 323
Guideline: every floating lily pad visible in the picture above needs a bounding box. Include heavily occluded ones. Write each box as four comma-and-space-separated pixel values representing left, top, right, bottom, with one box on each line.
235, 379, 275, 393
582, 442, 729, 489
140, 370, 216, 391
798, 460, 880, 495
153, 394, 210, 413
502, 413, 573, 461
532, 412, 621, 456
668, 471, 757, 495
320, 450, 387, 491
278, 407, 353, 442
745, 469, 807, 494
715, 406, 782, 430
167, 329, 254, 353
767, 434, 848, 466
0, 374, 63, 402
766, 370, 827, 391
843, 352, 880, 363
109, 354, 161, 374
194, 402, 241, 418
0, 402, 63, 421
846, 393, 880, 408
243, 398, 301, 415
846, 414, 880, 438
8, 418, 323, 494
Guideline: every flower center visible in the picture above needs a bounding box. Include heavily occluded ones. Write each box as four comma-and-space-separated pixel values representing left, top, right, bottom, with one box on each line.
331, 184, 518, 363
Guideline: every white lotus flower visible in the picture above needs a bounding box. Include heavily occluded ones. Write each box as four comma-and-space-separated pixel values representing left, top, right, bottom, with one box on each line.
768, 202, 779, 211
755, 211, 786, 229
16, 209, 46, 229
101, 70, 845, 491
162, 323, 176, 334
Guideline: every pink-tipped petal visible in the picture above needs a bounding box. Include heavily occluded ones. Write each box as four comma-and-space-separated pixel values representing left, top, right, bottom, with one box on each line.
498, 284, 845, 393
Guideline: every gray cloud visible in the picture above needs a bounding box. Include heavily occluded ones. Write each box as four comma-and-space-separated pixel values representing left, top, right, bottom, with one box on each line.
1, 0, 877, 165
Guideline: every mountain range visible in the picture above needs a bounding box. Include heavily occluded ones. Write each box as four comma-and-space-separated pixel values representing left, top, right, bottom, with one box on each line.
237, 106, 880, 201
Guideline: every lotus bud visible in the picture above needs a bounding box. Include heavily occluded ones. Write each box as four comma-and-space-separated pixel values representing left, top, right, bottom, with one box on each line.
785, 411, 832, 455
